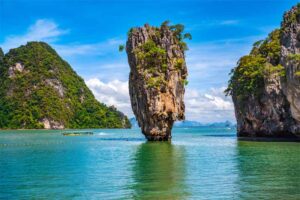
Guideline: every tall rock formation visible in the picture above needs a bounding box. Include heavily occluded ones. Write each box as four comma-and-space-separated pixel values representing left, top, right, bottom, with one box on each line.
226, 4, 300, 138
0, 42, 131, 129
126, 22, 190, 141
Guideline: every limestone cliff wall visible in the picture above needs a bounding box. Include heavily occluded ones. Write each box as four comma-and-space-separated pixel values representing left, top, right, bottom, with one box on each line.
280, 6, 300, 134
228, 4, 300, 138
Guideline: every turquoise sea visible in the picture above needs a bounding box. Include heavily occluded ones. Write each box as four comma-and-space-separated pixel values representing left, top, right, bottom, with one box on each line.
0, 128, 299, 199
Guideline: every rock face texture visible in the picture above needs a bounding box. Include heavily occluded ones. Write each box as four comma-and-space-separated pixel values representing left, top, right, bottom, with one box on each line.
280, 6, 300, 134
226, 4, 300, 138
126, 23, 189, 141
0, 42, 131, 129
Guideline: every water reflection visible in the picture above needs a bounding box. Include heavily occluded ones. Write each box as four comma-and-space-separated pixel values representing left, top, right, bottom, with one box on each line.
131, 142, 189, 199
236, 141, 300, 199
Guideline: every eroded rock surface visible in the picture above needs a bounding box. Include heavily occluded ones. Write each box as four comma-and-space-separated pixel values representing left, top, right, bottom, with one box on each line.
8, 63, 25, 78
280, 5, 300, 135
40, 118, 65, 129
126, 23, 189, 141
227, 4, 300, 138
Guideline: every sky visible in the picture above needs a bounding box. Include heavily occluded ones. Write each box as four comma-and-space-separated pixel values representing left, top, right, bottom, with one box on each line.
0, 0, 298, 123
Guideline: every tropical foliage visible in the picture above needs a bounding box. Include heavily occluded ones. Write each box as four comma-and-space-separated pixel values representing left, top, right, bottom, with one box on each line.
0, 42, 131, 129
225, 29, 285, 97
127, 21, 190, 89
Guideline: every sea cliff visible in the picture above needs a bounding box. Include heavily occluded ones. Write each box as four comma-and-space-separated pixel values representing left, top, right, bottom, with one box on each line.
126, 22, 190, 141
226, 4, 300, 138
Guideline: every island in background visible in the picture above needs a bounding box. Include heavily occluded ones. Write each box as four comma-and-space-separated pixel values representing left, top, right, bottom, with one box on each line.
0, 42, 131, 129
130, 118, 236, 129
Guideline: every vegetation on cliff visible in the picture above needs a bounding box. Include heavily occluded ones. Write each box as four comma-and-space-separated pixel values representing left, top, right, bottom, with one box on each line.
225, 29, 285, 98
281, 3, 300, 31
226, 3, 300, 137
0, 42, 131, 129
126, 21, 191, 90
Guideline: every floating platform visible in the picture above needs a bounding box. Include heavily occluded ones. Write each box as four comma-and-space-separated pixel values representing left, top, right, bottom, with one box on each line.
62, 131, 93, 136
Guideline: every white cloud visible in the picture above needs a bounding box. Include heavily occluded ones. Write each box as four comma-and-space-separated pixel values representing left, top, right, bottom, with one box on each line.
85, 78, 133, 117
185, 36, 265, 89
54, 44, 99, 56
1, 19, 124, 58
85, 77, 235, 123
54, 38, 124, 57
1, 19, 69, 52
184, 87, 235, 123
186, 19, 240, 31
219, 20, 240, 25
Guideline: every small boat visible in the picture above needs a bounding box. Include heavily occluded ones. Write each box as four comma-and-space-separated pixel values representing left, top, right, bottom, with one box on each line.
62, 131, 93, 136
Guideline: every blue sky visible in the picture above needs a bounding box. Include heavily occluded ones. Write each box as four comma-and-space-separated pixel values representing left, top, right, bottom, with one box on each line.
0, 0, 298, 122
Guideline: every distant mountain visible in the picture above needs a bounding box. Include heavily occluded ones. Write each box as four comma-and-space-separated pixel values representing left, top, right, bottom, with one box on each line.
208, 120, 236, 128
174, 120, 203, 127
175, 120, 236, 128
129, 118, 139, 128
130, 118, 235, 128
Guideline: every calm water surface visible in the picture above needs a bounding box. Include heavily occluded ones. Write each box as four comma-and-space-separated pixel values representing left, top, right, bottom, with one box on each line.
0, 128, 299, 199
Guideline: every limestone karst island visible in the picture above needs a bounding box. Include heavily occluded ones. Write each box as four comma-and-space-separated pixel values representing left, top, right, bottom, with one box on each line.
0, 1, 299, 199
0, 42, 131, 129
126, 22, 189, 141
226, 5, 300, 139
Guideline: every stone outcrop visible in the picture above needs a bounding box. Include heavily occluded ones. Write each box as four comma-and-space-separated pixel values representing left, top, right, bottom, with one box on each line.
126, 23, 189, 141
280, 6, 300, 135
40, 118, 65, 129
45, 79, 64, 97
8, 63, 25, 78
227, 4, 300, 138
